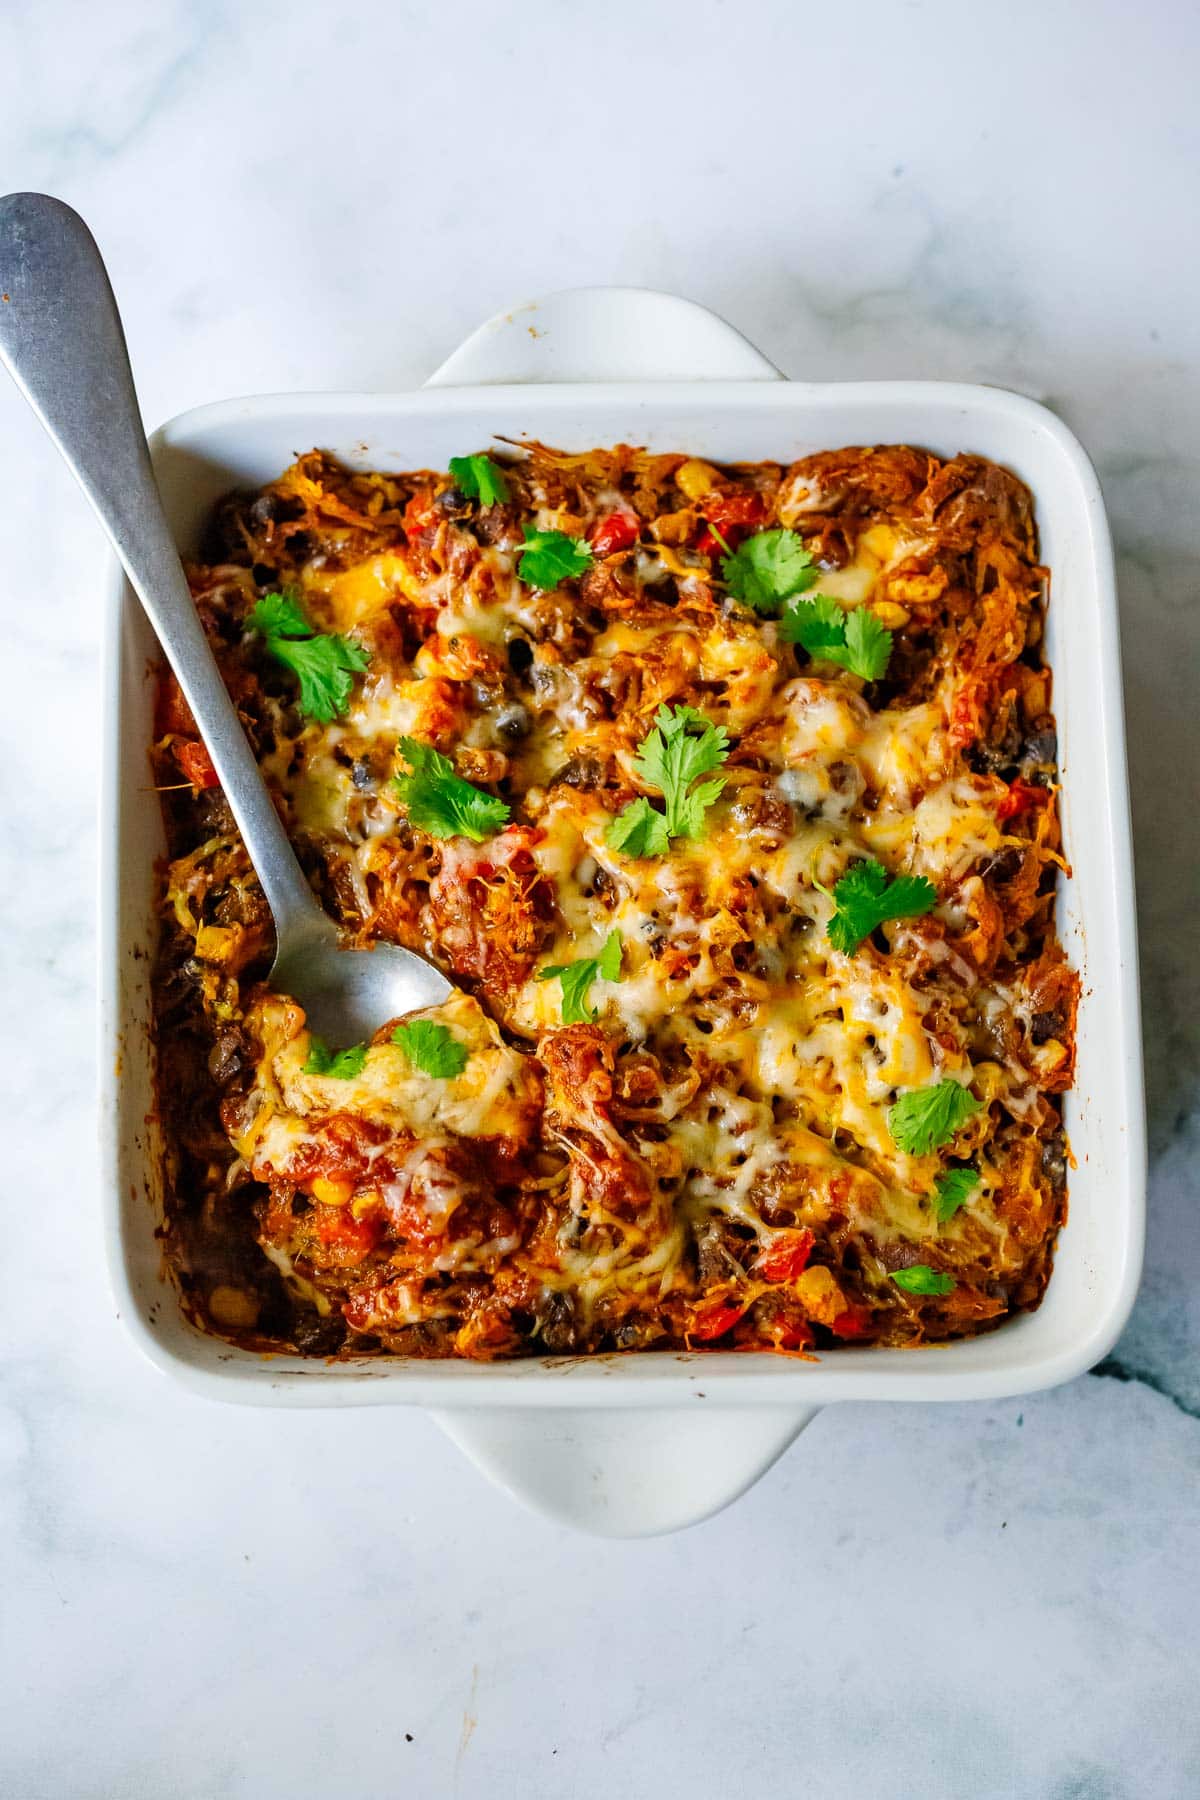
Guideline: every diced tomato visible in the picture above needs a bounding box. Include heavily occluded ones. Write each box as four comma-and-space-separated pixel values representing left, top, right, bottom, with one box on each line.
403, 486, 440, 540
172, 738, 220, 791
588, 511, 639, 558
697, 489, 766, 555
948, 678, 989, 749
829, 1305, 873, 1340
996, 777, 1048, 822
688, 1299, 749, 1342
756, 1229, 815, 1284
312, 1205, 383, 1266
156, 672, 197, 738
769, 1318, 815, 1353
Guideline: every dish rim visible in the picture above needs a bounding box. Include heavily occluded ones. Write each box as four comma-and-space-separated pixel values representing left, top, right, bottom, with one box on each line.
99, 373, 1146, 1411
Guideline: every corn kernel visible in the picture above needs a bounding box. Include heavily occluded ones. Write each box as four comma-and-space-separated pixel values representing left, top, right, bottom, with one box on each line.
872, 601, 910, 629
675, 458, 718, 500
194, 924, 237, 965
888, 569, 948, 605
796, 1264, 846, 1325
311, 1174, 354, 1207
208, 1285, 261, 1329
860, 523, 897, 560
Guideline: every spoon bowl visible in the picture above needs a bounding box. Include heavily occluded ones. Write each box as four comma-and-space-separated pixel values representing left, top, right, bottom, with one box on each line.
270, 917, 452, 1046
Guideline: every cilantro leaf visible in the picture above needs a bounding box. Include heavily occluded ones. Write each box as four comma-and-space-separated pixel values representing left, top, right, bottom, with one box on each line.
670, 775, 728, 840
722, 529, 817, 614
781, 595, 894, 681
933, 1167, 980, 1223
830, 607, 894, 681
888, 1079, 981, 1157
304, 1036, 367, 1079
448, 453, 510, 507
538, 931, 624, 1024
390, 1018, 469, 1078
607, 706, 729, 856
780, 592, 847, 655
606, 796, 671, 859
824, 858, 937, 955
249, 591, 369, 723
891, 1265, 956, 1296
249, 591, 311, 638
518, 526, 593, 590
266, 633, 369, 723
393, 737, 511, 842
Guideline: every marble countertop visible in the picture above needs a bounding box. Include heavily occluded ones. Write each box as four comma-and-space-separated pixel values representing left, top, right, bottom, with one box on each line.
2, 2, 1198, 1795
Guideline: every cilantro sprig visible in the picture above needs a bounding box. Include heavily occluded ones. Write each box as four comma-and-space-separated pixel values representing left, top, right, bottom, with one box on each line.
518, 527, 593, 590
391, 1018, 469, 1078
249, 592, 369, 723
538, 931, 624, 1024
448, 453, 509, 507
607, 705, 730, 857
891, 1265, 956, 1296
392, 738, 511, 842
303, 1037, 367, 1079
888, 1079, 981, 1157
781, 594, 893, 681
722, 529, 817, 614
933, 1167, 980, 1223
820, 858, 937, 955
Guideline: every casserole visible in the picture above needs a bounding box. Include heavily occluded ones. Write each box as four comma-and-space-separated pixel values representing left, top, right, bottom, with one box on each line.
101, 288, 1145, 1535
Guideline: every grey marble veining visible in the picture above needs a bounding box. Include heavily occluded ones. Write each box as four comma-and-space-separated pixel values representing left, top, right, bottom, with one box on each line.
1, 2, 1198, 1796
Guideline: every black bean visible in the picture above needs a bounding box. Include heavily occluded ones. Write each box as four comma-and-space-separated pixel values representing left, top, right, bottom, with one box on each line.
351, 759, 376, 792
1030, 1010, 1063, 1045
506, 637, 534, 676
535, 1290, 581, 1353
250, 493, 281, 528
612, 1317, 666, 1351
496, 702, 531, 741
984, 847, 1023, 883
435, 485, 468, 516
1021, 728, 1057, 767
549, 755, 604, 790
207, 1029, 245, 1084
1041, 1135, 1068, 1188
290, 1310, 347, 1355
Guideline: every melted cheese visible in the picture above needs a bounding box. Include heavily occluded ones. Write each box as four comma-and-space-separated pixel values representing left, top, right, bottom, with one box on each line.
191, 446, 1066, 1346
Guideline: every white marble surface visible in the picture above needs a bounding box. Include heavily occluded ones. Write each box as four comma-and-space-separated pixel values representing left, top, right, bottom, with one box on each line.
1, 2, 1198, 1794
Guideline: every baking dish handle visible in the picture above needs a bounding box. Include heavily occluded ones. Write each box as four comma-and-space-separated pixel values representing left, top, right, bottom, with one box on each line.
433, 1404, 819, 1538
426, 287, 809, 1535
425, 285, 784, 386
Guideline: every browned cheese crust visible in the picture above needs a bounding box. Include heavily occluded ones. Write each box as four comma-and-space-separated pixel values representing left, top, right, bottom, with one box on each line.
151, 443, 1077, 1359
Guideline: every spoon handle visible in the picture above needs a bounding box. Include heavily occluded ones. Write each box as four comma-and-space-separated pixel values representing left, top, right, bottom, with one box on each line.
0, 191, 328, 944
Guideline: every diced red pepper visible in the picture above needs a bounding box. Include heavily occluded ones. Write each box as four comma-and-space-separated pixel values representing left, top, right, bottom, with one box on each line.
756, 1229, 815, 1284
588, 511, 640, 558
697, 490, 767, 556
996, 777, 1048, 822
172, 738, 220, 791
688, 1299, 749, 1342
829, 1305, 873, 1340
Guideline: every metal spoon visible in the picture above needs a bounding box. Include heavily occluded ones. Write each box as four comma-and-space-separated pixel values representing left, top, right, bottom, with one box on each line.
0, 192, 452, 1041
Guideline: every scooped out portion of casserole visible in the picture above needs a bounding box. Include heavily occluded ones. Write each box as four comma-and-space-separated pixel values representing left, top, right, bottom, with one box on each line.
152, 441, 1077, 1359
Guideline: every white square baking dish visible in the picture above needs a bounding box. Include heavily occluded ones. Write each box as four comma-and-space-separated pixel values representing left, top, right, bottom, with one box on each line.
100, 289, 1145, 1534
